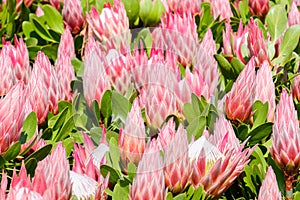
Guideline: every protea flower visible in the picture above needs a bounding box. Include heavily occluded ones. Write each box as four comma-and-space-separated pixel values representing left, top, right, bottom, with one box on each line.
119, 99, 146, 171
83, 38, 111, 107
271, 89, 300, 197
0, 49, 14, 96
87, 0, 131, 53
56, 29, 76, 102
165, 0, 202, 16
255, 61, 276, 121
185, 68, 209, 100
189, 116, 254, 198
288, 2, 300, 27
27, 52, 60, 124
164, 124, 190, 193
62, 0, 84, 34
158, 12, 198, 66
225, 58, 256, 122
157, 118, 176, 150
129, 139, 165, 200
257, 167, 282, 200
106, 49, 132, 95
249, 0, 270, 19
193, 29, 220, 97
247, 18, 269, 66
292, 75, 300, 102
0, 82, 26, 154
71, 131, 109, 199
210, 0, 233, 20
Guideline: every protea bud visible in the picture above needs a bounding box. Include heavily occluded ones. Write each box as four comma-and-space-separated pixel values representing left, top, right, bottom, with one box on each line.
164, 124, 190, 193
249, 0, 270, 19
288, 2, 300, 27
0, 49, 14, 96
271, 89, 300, 183
194, 29, 220, 97
257, 167, 282, 200
119, 99, 146, 171
157, 119, 176, 150
225, 58, 256, 122
83, 40, 111, 107
210, 0, 233, 20
185, 68, 209, 100
0, 82, 26, 154
87, 1, 131, 52
56, 29, 76, 102
255, 61, 276, 121
129, 139, 165, 200
27, 52, 60, 124
62, 0, 84, 34
159, 12, 198, 66
292, 75, 300, 102
247, 18, 269, 66
165, 0, 202, 16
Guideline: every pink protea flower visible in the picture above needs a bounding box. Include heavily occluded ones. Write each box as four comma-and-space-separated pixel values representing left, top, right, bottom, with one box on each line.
56, 29, 76, 102
0, 82, 26, 154
158, 12, 198, 66
271, 89, 300, 196
223, 20, 249, 63
194, 29, 220, 97
0, 50, 14, 96
189, 117, 254, 198
119, 99, 146, 171
247, 18, 269, 66
249, 0, 270, 19
185, 68, 209, 100
27, 52, 60, 124
62, 0, 84, 34
87, 1, 131, 52
106, 49, 132, 95
255, 61, 276, 121
165, 0, 202, 16
157, 118, 176, 150
129, 139, 165, 200
292, 75, 300, 102
288, 2, 300, 26
83, 39, 111, 107
164, 124, 190, 193
71, 131, 109, 199
210, 0, 233, 21
225, 58, 256, 122
257, 167, 282, 200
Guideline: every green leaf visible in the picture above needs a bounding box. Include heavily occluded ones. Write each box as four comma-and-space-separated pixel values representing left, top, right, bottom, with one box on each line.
249, 122, 273, 145
101, 90, 112, 119
29, 14, 55, 42
62, 137, 74, 156
230, 57, 244, 75
90, 127, 103, 145
3, 142, 21, 161
127, 162, 136, 182
41, 5, 64, 34
92, 100, 101, 123
25, 38, 38, 47
21, 112, 37, 143
100, 165, 121, 185
111, 181, 129, 200
251, 100, 268, 129
54, 114, 77, 142
41, 128, 53, 140
25, 144, 52, 163
41, 43, 59, 61
112, 91, 132, 122
22, 21, 34, 39
139, 0, 165, 26
51, 107, 69, 132
214, 54, 236, 79
0, 156, 5, 169
121, 0, 140, 25
71, 58, 84, 77
265, 5, 287, 42
25, 158, 38, 177
173, 193, 186, 200
279, 25, 300, 57
107, 137, 121, 172
186, 116, 206, 141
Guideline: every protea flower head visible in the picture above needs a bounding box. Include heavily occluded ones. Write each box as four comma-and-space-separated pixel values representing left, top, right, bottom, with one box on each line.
62, 0, 84, 34
27, 52, 60, 124
225, 58, 256, 122
247, 18, 269, 66
189, 116, 254, 198
87, 0, 131, 53
119, 99, 146, 171
106, 49, 132, 95
129, 139, 165, 200
249, 0, 270, 19
210, 0, 233, 20
193, 29, 220, 97
158, 12, 198, 66
255, 61, 276, 122
165, 0, 202, 16
292, 75, 300, 102
0, 48, 14, 96
157, 118, 176, 150
83, 38, 111, 107
184, 68, 209, 100
0, 81, 26, 154
257, 167, 282, 200
288, 2, 300, 26
56, 29, 76, 102
164, 124, 190, 193
271, 89, 300, 177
